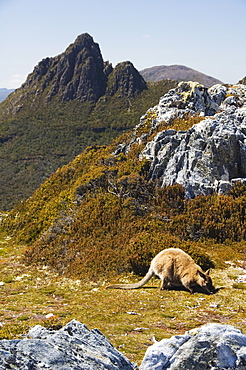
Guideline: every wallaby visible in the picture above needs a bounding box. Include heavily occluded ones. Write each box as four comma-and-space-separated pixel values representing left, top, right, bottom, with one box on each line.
107, 248, 215, 294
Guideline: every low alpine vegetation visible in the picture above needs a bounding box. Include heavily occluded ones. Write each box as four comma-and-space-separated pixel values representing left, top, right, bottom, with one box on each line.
2, 115, 246, 280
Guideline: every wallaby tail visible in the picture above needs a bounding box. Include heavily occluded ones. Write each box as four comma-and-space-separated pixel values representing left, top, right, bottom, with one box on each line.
106, 267, 154, 289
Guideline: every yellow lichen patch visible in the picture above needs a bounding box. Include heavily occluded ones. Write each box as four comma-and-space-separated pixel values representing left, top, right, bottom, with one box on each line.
178, 81, 205, 103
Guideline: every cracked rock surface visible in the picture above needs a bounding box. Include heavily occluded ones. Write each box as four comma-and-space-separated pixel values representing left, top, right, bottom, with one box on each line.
119, 82, 246, 198
0, 320, 136, 370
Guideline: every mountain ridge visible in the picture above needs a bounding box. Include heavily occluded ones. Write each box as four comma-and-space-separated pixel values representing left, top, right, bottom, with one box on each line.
0, 88, 15, 103
140, 64, 223, 87
0, 33, 177, 210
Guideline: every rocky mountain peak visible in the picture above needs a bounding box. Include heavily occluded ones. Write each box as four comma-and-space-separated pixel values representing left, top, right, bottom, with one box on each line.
3, 34, 146, 114
24, 33, 108, 102
106, 61, 147, 97
71, 33, 95, 48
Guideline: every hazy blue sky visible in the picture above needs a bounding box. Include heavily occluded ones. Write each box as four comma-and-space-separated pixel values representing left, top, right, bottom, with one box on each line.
1, 0, 245, 89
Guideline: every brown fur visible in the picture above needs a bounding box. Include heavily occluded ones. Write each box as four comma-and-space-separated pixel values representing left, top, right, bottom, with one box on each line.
107, 248, 215, 294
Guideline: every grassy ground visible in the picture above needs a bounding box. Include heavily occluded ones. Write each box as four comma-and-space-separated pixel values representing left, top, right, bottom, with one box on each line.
0, 231, 245, 367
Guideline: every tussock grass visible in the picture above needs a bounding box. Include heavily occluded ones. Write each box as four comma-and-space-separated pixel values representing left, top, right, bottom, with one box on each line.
0, 232, 245, 366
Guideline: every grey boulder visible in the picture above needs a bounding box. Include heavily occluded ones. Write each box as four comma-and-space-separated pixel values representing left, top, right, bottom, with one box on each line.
0, 319, 136, 370
140, 323, 246, 370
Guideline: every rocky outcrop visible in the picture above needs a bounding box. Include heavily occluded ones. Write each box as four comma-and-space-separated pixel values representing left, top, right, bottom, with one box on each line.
117, 82, 246, 198
1, 321, 245, 369
0, 320, 136, 370
142, 108, 246, 198
140, 323, 246, 369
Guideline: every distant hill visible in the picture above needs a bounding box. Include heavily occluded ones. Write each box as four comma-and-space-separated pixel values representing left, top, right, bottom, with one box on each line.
239, 76, 246, 85
0, 33, 177, 210
140, 65, 223, 87
0, 88, 15, 102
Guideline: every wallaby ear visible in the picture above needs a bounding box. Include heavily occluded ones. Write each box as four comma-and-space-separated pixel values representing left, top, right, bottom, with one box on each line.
205, 269, 210, 275
198, 270, 206, 278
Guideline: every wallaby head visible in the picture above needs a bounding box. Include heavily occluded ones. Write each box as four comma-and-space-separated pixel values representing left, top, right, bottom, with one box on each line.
196, 269, 215, 294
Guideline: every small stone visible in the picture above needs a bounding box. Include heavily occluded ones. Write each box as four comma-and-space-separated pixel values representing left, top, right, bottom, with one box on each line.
45, 313, 54, 319
210, 303, 219, 308
126, 311, 141, 315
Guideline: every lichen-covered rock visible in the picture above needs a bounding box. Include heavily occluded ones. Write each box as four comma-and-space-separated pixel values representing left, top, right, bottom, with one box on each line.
141, 108, 246, 198
117, 82, 246, 198
0, 320, 136, 370
140, 323, 246, 370
145, 81, 220, 126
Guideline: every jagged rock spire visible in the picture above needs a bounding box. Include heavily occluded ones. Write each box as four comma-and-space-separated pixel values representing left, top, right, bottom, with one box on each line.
7, 33, 147, 112
24, 33, 110, 102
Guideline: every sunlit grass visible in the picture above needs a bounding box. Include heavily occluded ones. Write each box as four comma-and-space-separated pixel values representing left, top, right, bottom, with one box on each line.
0, 232, 245, 366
